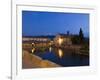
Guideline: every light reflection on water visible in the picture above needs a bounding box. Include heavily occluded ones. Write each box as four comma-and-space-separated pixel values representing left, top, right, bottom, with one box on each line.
49, 47, 52, 52
58, 49, 63, 58
31, 48, 35, 53
31, 47, 89, 66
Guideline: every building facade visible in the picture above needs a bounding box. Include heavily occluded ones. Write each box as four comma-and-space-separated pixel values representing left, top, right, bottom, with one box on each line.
54, 34, 72, 47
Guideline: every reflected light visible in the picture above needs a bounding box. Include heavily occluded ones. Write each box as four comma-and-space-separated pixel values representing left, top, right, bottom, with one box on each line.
49, 47, 52, 52
32, 48, 35, 53
58, 49, 63, 58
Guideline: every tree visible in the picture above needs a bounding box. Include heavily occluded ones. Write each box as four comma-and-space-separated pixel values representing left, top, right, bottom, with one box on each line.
71, 35, 80, 44
79, 28, 84, 44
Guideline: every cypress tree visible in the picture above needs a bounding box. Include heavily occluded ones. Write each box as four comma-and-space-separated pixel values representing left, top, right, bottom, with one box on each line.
79, 28, 84, 44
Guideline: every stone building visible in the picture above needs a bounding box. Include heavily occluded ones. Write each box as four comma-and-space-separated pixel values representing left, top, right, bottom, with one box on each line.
54, 34, 72, 46
22, 36, 51, 48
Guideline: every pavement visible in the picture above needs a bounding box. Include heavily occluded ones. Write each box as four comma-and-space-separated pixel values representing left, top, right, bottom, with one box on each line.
22, 50, 61, 69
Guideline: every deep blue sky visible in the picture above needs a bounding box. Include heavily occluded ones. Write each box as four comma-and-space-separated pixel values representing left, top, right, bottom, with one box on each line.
22, 11, 89, 37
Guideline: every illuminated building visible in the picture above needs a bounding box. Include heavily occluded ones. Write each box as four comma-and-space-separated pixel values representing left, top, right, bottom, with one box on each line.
54, 34, 72, 46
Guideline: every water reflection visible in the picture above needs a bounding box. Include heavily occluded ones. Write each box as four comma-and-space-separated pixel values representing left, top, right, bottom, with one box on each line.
30, 47, 89, 66
58, 49, 63, 58
32, 48, 35, 53
49, 47, 52, 52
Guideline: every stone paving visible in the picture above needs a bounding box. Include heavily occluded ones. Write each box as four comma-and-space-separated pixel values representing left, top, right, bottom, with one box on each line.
22, 50, 61, 69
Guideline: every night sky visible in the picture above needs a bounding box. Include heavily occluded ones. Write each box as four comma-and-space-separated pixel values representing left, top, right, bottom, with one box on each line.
22, 11, 89, 37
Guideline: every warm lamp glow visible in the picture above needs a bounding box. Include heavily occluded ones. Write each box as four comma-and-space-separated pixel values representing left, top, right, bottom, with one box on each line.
49, 47, 52, 52
32, 48, 35, 53
58, 49, 63, 58
58, 38, 63, 45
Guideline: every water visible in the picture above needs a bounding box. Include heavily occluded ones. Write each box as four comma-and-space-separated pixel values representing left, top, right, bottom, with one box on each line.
32, 47, 89, 67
